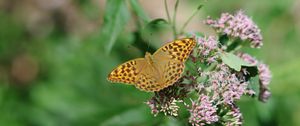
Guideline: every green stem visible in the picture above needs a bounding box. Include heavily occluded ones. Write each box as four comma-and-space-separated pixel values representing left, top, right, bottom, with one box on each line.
179, 5, 203, 35
226, 38, 245, 53
204, 62, 218, 72
226, 38, 234, 47
164, 0, 171, 25
172, 0, 179, 39
229, 44, 242, 53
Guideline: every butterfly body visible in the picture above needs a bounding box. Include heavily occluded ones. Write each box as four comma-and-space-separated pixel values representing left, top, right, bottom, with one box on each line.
144, 52, 156, 67
107, 38, 196, 92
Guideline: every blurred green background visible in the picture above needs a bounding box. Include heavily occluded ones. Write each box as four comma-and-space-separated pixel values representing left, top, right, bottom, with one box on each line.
0, 0, 299, 126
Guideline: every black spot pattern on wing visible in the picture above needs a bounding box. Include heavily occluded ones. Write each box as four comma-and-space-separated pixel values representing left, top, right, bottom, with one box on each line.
163, 61, 184, 88
161, 38, 196, 62
107, 60, 140, 84
135, 74, 161, 92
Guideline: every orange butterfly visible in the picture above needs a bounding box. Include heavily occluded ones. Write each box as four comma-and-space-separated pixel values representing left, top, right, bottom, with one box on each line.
107, 38, 196, 92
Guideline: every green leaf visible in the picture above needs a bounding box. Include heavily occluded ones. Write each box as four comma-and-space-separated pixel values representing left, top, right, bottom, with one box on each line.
196, 75, 208, 84
129, 0, 150, 24
184, 59, 197, 74
248, 75, 260, 96
100, 0, 130, 54
100, 107, 150, 126
141, 19, 172, 48
144, 19, 170, 30
163, 117, 182, 126
141, 19, 170, 39
220, 52, 253, 71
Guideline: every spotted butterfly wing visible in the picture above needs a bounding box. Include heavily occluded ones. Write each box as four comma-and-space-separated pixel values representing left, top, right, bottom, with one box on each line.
153, 38, 197, 62
107, 38, 196, 92
107, 58, 146, 85
151, 38, 196, 90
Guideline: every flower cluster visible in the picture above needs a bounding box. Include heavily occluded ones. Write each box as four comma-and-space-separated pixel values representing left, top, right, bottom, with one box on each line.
258, 63, 272, 102
258, 63, 272, 87
189, 95, 219, 126
146, 83, 189, 116
145, 10, 271, 126
208, 64, 251, 105
205, 11, 263, 48
199, 65, 245, 103
222, 104, 243, 126
188, 64, 252, 126
237, 52, 272, 102
197, 36, 218, 56
236, 52, 258, 65
146, 96, 182, 117
196, 36, 220, 63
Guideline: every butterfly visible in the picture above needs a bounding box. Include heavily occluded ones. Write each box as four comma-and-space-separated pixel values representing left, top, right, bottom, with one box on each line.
107, 38, 196, 92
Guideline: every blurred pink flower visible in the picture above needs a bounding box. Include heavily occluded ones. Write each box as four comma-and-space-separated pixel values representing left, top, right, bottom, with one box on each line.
259, 89, 271, 102
205, 11, 263, 48
237, 52, 272, 87
236, 52, 258, 65
237, 53, 272, 102
258, 63, 272, 102
258, 63, 272, 86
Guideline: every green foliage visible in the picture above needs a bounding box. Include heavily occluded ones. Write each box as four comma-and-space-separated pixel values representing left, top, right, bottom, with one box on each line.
0, 12, 24, 59
248, 75, 260, 95
100, 106, 152, 126
99, 0, 130, 54
129, 0, 150, 24
0, 0, 299, 126
220, 52, 253, 71
141, 18, 172, 47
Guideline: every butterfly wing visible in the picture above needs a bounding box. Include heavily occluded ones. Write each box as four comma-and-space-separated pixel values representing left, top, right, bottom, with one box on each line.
135, 73, 161, 92
153, 38, 196, 62
107, 58, 146, 85
152, 38, 196, 89
161, 61, 185, 87
108, 58, 161, 92
107, 38, 196, 92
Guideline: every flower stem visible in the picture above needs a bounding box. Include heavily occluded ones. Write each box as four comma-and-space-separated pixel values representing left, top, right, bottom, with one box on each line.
172, 0, 179, 39
204, 62, 218, 72
164, 0, 172, 24
229, 44, 242, 53
179, 5, 203, 35
226, 38, 244, 53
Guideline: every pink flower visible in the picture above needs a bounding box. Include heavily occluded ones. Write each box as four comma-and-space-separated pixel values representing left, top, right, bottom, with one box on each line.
146, 98, 159, 116
208, 65, 250, 105
197, 36, 218, 56
146, 83, 189, 117
222, 80, 248, 105
258, 63, 272, 102
237, 52, 272, 86
205, 11, 263, 48
223, 104, 243, 126
258, 63, 272, 86
236, 52, 258, 65
189, 95, 219, 126
196, 36, 219, 63
237, 53, 272, 102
